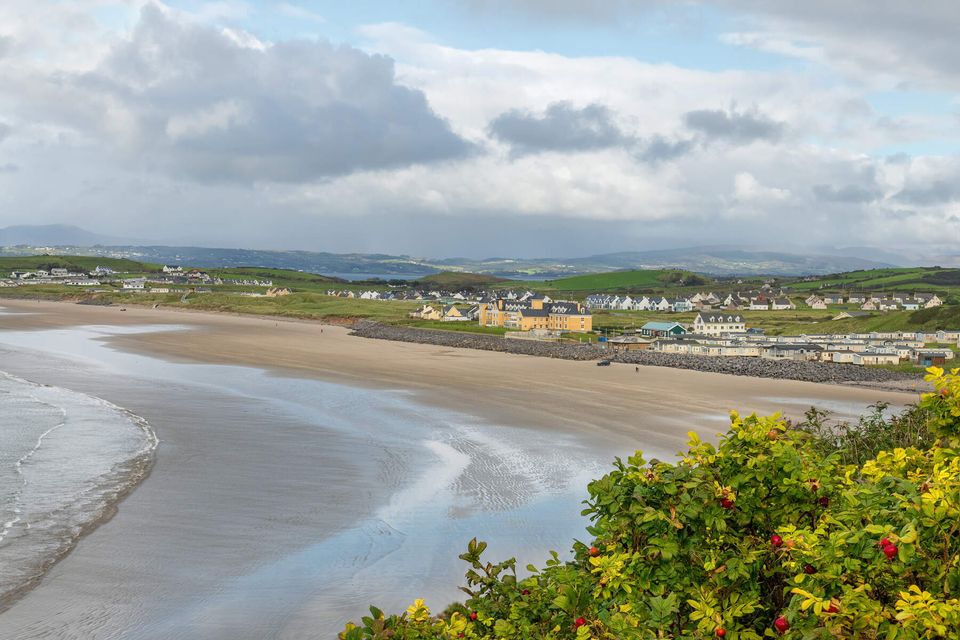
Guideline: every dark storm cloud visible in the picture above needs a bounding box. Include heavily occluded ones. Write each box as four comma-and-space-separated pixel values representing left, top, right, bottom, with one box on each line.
58, 5, 471, 183
812, 183, 881, 204
684, 108, 784, 144
893, 181, 960, 205
488, 102, 633, 155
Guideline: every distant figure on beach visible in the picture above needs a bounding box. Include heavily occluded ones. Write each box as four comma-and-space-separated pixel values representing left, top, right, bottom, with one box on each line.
635, 366, 639, 373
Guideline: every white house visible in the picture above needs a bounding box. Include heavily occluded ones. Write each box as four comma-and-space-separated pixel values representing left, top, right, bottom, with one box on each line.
650, 297, 672, 312
902, 299, 921, 311
162, 265, 183, 274
693, 312, 746, 336
771, 297, 795, 310
121, 278, 146, 290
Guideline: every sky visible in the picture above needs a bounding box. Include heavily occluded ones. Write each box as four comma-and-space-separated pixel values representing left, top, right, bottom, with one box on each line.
0, 1, 959, 259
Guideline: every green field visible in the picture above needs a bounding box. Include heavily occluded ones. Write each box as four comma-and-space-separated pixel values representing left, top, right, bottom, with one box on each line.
4, 256, 960, 337
416, 271, 509, 288
210, 267, 342, 292
0, 255, 160, 273
785, 267, 960, 297
529, 269, 709, 294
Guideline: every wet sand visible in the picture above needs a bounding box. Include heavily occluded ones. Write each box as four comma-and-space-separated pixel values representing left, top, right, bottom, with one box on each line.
0, 299, 917, 448
0, 300, 916, 639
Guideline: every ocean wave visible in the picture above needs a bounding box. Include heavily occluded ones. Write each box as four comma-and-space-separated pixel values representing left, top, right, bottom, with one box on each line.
0, 371, 158, 611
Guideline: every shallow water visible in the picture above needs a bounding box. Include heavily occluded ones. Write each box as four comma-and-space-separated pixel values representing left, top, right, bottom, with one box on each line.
0, 324, 618, 638
0, 371, 157, 609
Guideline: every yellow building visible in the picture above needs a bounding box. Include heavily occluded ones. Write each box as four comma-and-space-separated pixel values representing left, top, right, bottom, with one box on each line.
478, 298, 592, 333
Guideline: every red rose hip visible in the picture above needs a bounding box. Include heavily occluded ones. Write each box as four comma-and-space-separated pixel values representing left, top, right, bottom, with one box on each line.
716, 628, 727, 637
574, 617, 587, 628
770, 534, 783, 547
884, 544, 898, 560
774, 615, 790, 634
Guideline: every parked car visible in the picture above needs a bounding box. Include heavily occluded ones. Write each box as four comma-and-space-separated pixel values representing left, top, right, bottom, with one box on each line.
596, 360, 611, 366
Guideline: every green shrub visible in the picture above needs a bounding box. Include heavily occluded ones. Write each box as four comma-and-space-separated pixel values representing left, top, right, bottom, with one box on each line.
341, 368, 960, 639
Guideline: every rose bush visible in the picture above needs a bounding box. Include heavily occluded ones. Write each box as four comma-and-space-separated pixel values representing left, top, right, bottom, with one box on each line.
341, 368, 960, 639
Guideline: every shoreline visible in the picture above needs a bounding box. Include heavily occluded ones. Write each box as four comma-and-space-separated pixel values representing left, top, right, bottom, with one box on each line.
0, 297, 926, 394
0, 370, 159, 615
0, 298, 924, 637
0, 299, 919, 442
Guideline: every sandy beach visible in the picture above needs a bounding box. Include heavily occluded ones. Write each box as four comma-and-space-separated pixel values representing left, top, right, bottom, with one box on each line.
0, 299, 917, 445
0, 299, 916, 639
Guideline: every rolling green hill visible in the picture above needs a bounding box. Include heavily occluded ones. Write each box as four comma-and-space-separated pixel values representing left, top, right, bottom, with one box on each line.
538, 269, 710, 293
416, 271, 509, 288
0, 255, 160, 273
787, 267, 960, 294
775, 305, 960, 335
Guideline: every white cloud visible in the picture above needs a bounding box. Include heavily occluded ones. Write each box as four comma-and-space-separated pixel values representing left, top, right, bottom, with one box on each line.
0, 1, 957, 256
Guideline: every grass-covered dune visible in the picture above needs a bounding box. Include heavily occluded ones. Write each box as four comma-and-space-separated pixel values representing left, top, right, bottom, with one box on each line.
341, 368, 960, 639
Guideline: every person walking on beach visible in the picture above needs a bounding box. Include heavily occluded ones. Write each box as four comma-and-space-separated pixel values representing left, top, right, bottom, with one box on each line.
635, 366, 639, 373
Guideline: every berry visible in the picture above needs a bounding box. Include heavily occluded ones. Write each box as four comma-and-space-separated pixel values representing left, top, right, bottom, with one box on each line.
589, 546, 600, 557
826, 602, 840, 614
716, 628, 727, 637
774, 616, 790, 634
720, 497, 735, 509
819, 496, 830, 507
574, 617, 587, 628
880, 537, 890, 547
770, 534, 783, 548
469, 612, 478, 621
766, 429, 779, 440
804, 564, 817, 575
884, 544, 898, 560
521, 589, 530, 595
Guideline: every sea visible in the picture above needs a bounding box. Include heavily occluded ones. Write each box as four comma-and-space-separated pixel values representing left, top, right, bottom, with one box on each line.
0, 371, 157, 608
0, 316, 628, 638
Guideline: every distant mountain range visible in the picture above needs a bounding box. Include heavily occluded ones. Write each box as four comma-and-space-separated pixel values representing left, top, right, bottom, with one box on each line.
0, 224, 137, 247
0, 224, 925, 277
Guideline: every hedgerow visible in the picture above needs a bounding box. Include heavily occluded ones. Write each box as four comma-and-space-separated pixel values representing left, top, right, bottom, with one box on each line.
341, 367, 960, 639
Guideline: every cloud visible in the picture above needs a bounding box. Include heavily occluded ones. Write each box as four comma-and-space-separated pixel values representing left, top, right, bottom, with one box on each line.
894, 181, 960, 205
721, 1, 960, 89
684, 107, 784, 144
0, 162, 18, 173
463, 0, 665, 23
812, 183, 881, 204
488, 102, 632, 155
636, 136, 696, 163
13, 4, 471, 184
0, 122, 11, 143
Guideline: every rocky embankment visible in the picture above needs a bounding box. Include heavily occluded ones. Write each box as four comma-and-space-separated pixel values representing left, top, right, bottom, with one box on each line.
350, 321, 921, 388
